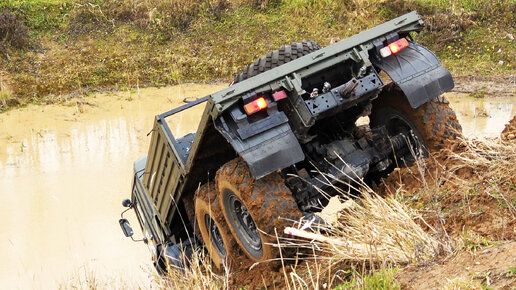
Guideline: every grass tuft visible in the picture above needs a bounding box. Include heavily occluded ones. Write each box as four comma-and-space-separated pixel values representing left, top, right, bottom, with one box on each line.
156, 247, 230, 289
0, 9, 30, 50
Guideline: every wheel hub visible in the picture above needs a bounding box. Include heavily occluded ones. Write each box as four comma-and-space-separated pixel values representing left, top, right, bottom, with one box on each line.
223, 189, 262, 255
236, 200, 258, 237
205, 214, 226, 258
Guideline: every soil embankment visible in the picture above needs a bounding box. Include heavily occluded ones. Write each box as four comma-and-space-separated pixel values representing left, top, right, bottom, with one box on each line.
383, 116, 516, 288
397, 241, 516, 289
0, 1, 514, 109
226, 114, 516, 289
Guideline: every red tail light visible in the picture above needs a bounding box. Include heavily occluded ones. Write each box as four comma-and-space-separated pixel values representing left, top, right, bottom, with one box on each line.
380, 38, 409, 58
244, 97, 268, 115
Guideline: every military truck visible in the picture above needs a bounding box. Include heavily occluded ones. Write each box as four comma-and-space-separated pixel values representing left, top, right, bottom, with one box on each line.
119, 11, 461, 272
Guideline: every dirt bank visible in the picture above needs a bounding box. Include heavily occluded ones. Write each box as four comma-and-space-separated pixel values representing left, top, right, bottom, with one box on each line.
379, 117, 516, 241
396, 241, 516, 289
377, 117, 516, 288
229, 117, 516, 288
502, 115, 516, 140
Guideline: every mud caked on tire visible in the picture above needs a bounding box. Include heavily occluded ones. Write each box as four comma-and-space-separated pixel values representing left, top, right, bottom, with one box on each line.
216, 158, 302, 262
370, 86, 462, 155
195, 182, 237, 270
233, 41, 320, 83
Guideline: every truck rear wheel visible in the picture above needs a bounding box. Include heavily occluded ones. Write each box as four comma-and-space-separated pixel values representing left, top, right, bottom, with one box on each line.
233, 41, 320, 83
195, 182, 236, 270
216, 158, 302, 262
370, 87, 462, 154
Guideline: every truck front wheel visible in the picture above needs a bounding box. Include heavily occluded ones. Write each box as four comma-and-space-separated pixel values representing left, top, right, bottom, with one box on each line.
195, 182, 236, 270
216, 158, 302, 262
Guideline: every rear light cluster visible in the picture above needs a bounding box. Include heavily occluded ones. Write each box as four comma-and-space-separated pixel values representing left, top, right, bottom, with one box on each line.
244, 97, 268, 115
380, 38, 409, 58
243, 90, 288, 115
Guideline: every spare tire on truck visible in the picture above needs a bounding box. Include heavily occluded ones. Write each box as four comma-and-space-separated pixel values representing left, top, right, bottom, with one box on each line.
233, 41, 321, 83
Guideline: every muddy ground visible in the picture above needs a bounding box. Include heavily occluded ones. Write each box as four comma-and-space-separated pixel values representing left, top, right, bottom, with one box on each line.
397, 241, 515, 289
386, 116, 516, 288
227, 116, 516, 289
453, 75, 516, 98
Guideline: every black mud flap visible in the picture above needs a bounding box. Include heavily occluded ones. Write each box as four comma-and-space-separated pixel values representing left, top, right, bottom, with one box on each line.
373, 42, 454, 108
215, 112, 304, 179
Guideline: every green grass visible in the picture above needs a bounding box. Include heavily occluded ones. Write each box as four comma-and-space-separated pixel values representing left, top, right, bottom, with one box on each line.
461, 230, 497, 252
507, 266, 516, 278
0, 0, 514, 109
334, 268, 401, 289
0, 0, 74, 32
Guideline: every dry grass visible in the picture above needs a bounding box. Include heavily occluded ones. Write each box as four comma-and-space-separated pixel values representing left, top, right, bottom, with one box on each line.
60, 267, 146, 289
0, 84, 13, 106
329, 190, 446, 263
155, 246, 230, 289
284, 190, 447, 263
0, 75, 16, 110
447, 138, 516, 209
273, 185, 449, 288
59, 249, 229, 289
442, 277, 487, 290
449, 137, 516, 215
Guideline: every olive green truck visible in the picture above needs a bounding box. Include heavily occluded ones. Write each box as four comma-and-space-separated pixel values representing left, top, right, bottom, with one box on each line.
119, 11, 461, 272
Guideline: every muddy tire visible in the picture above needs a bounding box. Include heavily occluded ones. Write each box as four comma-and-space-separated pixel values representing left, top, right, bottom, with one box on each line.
233, 41, 320, 83
182, 194, 201, 240
195, 182, 236, 270
370, 87, 462, 153
216, 158, 302, 262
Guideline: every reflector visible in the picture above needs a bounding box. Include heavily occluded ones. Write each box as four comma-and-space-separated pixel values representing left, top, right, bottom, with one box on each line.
272, 90, 288, 101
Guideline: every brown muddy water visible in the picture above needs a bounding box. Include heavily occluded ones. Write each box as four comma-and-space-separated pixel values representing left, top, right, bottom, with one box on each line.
448, 93, 516, 138
0, 83, 225, 288
0, 85, 514, 288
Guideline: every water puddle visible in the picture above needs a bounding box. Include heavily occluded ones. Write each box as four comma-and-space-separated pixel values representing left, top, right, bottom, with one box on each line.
447, 93, 516, 138
0, 83, 225, 288
0, 84, 513, 288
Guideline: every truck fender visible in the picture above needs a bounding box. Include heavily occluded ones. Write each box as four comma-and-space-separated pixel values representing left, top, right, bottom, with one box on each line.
214, 110, 304, 179
372, 42, 454, 108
